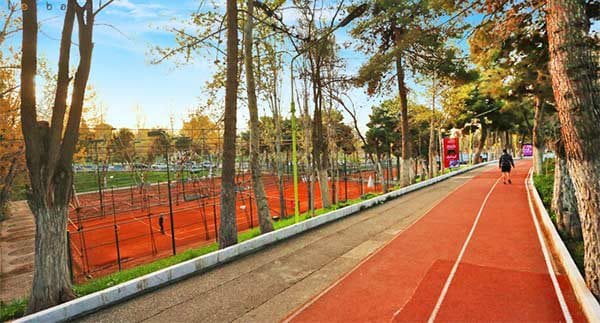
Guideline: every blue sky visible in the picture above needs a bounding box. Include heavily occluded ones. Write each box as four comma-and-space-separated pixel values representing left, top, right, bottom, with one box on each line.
30, 0, 212, 130
7, 0, 487, 133
10, 0, 413, 133
6, 1, 599, 134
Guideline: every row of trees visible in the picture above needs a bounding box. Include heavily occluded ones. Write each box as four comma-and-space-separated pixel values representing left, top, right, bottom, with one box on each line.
462, 0, 600, 298
6, 0, 599, 314
0, 2, 23, 218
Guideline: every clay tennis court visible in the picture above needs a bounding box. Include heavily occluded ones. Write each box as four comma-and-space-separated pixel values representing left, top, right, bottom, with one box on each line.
67, 170, 386, 281
285, 161, 586, 322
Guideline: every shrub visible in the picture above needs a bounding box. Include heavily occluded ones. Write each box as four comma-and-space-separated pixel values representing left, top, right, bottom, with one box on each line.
533, 173, 554, 208
0, 298, 28, 322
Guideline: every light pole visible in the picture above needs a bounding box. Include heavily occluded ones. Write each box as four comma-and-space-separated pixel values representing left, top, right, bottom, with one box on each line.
148, 130, 176, 255
287, 4, 368, 222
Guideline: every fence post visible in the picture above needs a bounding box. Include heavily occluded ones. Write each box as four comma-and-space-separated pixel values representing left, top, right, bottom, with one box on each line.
111, 186, 122, 271
212, 202, 218, 239
148, 213, 157, 255
201, 199, 209, 240
114, 224, 122, 271
249, 193, 254, 228
359, 164, 364, 197
67, 231, 74, 283
344, 155, 348, 202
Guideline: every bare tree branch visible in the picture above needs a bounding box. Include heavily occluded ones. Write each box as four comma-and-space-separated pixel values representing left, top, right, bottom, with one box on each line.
93, 0, 115, 17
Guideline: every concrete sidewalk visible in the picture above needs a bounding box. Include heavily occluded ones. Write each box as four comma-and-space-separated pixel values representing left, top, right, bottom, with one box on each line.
76, 166, 490, 323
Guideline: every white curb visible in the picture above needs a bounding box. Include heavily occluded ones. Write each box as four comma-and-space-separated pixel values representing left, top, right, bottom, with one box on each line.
527, 173, 600, 322
14, 162, 494, 322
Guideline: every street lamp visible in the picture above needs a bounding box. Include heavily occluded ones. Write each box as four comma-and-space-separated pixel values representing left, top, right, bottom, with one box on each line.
148, 129, 176, 255
288, 4, 367, 223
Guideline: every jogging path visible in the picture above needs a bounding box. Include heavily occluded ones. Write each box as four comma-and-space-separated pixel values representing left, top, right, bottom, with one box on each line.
287, 160, 586, 322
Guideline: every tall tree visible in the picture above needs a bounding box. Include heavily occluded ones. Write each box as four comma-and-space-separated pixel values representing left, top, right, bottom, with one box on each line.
244, 0, 273, 233
351, 0, 462, 186
469, 18, 553, 173
365, 100, 401, 192
551, 138, 581, 240
255, 31, 287, 218
0, 2, 22, 217
546, 0, 600, 297
109, 128, 136, 164
20, 0, 113, 312
219, 0, 239, 248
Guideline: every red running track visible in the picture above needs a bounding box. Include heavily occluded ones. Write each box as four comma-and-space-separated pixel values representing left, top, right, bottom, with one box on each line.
286, 161, 586, 322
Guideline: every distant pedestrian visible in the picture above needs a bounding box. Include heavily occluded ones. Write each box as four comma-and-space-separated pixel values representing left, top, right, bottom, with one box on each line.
499, 149, 515, 184
158, 214, 165, 234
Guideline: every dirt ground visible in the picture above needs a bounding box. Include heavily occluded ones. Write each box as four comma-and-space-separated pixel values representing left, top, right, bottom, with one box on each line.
0, 201, 35, 303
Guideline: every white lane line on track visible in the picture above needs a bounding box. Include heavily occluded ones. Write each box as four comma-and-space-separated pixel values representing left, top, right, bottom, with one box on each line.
427, 176, 501, 323
525, 168, 573, 323
281, 173, 483, 323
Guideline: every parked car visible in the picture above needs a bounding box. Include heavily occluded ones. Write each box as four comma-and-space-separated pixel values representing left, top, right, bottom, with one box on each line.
151, 163, 167, 170
133, 163, 149, 170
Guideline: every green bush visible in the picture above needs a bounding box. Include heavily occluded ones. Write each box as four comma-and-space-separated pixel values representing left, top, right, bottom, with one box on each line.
533, 173, 554, 208
541, 157, 555, 176
0, 298, 27, 322
533, 165, 585, 274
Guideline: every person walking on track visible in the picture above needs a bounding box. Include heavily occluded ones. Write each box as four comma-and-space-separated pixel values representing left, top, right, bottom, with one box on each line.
499, 149, 515, 184
158, 214, 165, 234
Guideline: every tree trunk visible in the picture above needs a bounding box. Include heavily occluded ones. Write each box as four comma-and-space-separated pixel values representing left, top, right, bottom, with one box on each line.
533, 95, 546, 174
393, 26, 412, 187
438, 126, 445, 174
244, 0, 273, 234
266, 47, 286, 219
473, 126, 488, 164
396, 155, 400, 181
275, 117, 286, 219
302, 76, 315, 216
0, 155, 19, 215
428, 77, 437, 179
547, 0, 600, 298
219, 0, 239, 248
21, 0, 101, 312
552, 140, 582, 240
376, 152, 386, 193
311, 66, 330, 208
28, 203, 74, 312
428, 122, 436, 179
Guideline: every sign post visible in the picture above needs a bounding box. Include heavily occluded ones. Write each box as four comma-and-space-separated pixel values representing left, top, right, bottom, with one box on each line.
443, 138, 460, 168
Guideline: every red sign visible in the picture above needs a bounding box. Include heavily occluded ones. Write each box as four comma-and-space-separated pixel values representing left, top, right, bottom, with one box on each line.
443, 138, 460, 168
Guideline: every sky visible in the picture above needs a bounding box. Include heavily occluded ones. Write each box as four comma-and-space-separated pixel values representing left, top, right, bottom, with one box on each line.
4, 0, 488, 134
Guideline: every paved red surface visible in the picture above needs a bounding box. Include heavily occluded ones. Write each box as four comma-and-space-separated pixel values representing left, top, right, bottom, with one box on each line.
286, 161, 586, 322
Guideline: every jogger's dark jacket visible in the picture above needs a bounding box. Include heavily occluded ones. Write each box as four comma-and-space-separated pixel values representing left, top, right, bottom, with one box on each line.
499, 153, 515, 169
